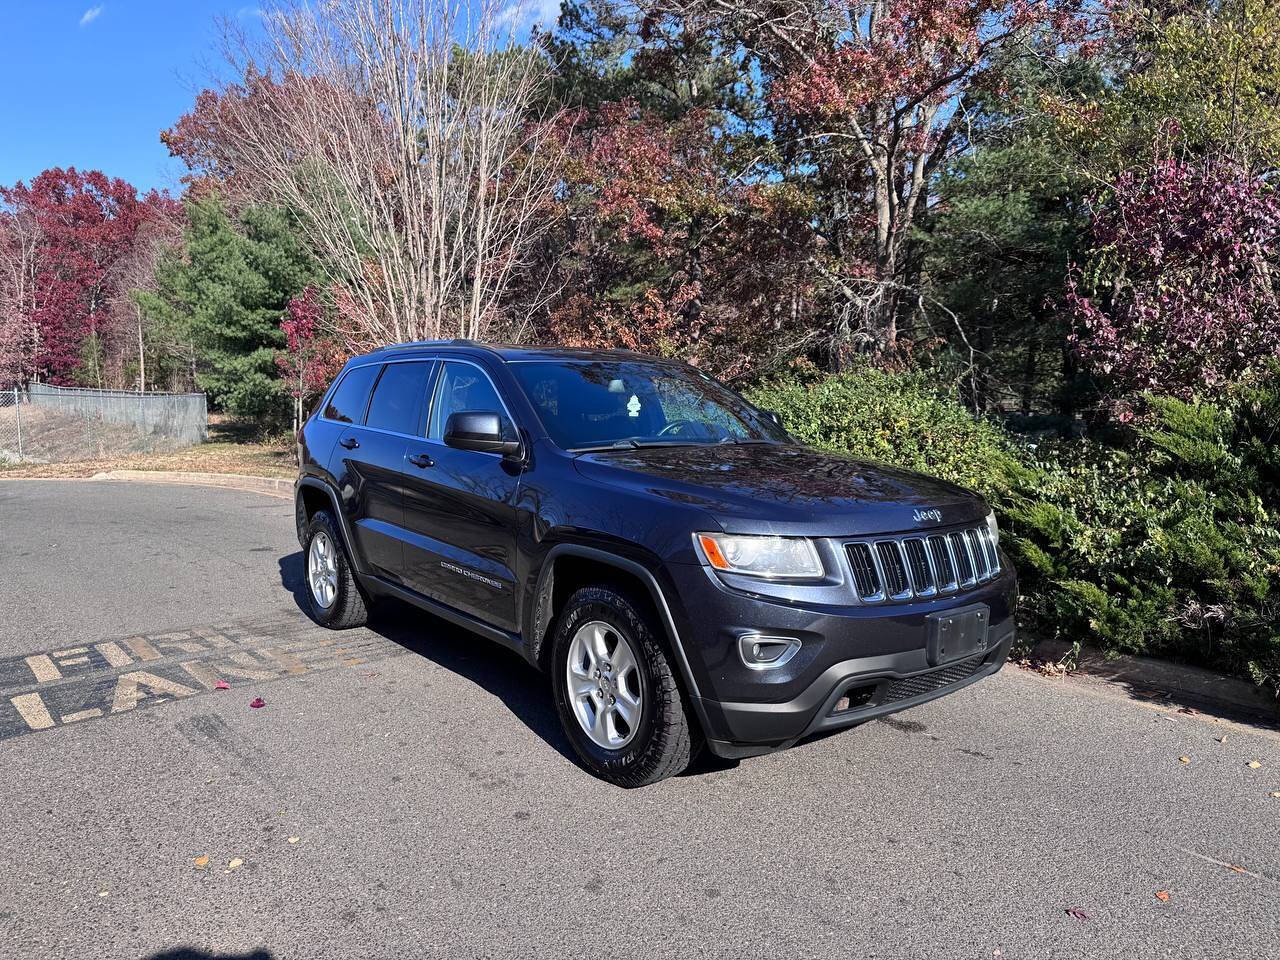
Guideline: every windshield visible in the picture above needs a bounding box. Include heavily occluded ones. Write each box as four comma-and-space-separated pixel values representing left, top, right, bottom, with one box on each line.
508, 359, 790, 451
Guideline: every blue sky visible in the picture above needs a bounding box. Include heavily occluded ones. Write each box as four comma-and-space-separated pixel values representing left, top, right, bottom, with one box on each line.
0, 2, 266, 194
0, 1, 560, 196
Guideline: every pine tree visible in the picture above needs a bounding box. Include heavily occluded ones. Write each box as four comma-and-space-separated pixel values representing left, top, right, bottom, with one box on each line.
138, 196, 315, 423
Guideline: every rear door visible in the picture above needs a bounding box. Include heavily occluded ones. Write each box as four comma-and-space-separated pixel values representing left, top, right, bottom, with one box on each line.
328, 360, 434, 582
400, 359, 524, 632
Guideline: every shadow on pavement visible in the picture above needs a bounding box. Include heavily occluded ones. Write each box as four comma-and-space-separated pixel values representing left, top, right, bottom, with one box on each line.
278, 551, 577, 766
276, 551, 738, 778
145, 950, 274, 960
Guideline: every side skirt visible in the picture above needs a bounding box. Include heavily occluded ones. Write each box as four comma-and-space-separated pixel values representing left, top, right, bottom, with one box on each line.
360, 573, 528, 658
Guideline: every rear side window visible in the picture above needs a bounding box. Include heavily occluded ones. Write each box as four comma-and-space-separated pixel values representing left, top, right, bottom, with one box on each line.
365, 362, 431, 435
323, 364, 379, 424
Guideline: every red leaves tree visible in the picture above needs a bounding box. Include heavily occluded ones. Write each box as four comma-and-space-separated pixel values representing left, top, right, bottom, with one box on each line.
0, 168, 179, 386
276, 285, 347, 431
539, 102, 820, 379
1067, 156, 1280, 411
642, 0, 1100, 360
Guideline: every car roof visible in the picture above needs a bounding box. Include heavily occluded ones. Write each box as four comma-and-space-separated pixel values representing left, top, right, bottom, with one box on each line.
357, 340, 673, 364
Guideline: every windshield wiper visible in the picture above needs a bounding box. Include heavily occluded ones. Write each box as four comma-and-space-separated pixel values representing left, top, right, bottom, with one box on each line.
571, 439, 707, 453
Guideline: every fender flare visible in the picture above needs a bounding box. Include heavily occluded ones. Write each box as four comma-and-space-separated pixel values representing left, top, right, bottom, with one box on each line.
530, 544, 708, 728
295, 476, 368, 577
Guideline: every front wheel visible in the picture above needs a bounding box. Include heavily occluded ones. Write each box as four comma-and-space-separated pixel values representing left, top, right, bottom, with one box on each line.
551, 586, 695, 787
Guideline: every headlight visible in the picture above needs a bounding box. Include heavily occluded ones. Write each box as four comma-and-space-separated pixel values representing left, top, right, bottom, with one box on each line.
695, 533, 823, 580
985, 510, 999, 549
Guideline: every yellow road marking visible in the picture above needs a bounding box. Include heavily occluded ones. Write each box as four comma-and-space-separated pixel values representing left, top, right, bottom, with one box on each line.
178, 661, 221, 690
192, 628, 235, 649
178, 658, 276, 687
260, 648, 308, 676
24, 654, 61, 683
149, 632, 208, 654
11, 693, 55, 730
60, 708, 103, 724
111, 671, 197, 713
94, 641, 133, 668
122, 636, 161, 661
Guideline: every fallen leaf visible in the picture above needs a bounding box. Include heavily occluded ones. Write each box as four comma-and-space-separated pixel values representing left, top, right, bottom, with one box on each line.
98, 890, 109, 898
287, 836, 299, 844
1177, 706, 1196, 715
1247, 760, 1261, 769
1217, 735, 1228, 744
1269, 791, 1280, 798
193, 854, 209, 869
1228, 864, 1247, 874
249, 697, 266, 709
214, 680, 230, 691
1155, 890, 1170, 902
228, 858, 243, 870
1179, 756, 1191, 764
1064, 907, 1090, 921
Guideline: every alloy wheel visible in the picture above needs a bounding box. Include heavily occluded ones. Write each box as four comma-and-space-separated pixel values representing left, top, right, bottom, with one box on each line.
565, 620, 643, 749
308, 530, 339, 609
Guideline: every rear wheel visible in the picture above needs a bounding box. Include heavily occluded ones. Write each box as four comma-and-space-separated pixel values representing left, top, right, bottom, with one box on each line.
551, 585, 695, 787
302, 510, 369, 629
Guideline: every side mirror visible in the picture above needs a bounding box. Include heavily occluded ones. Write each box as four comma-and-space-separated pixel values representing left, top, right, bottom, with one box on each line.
444, 411, 522, 457
762, 409, 784, 428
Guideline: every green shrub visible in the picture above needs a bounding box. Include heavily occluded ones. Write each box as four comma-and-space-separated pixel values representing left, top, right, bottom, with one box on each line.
748, 365, 1280, 694
746, 366, 1034, 504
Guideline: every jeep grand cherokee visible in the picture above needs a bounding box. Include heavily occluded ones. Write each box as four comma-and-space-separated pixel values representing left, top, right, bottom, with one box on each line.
294, 342, 1017, 786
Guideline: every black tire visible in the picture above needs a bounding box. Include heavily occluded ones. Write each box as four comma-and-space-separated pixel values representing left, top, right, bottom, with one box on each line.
301, 510, 369, 629
551, 585, 696, 787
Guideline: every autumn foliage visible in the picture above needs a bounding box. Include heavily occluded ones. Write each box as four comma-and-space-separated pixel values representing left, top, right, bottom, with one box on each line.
540, 103, 819, 377
2, 0, 1279, 426
1067, 157, 1280, 409
0, 169, 178, 387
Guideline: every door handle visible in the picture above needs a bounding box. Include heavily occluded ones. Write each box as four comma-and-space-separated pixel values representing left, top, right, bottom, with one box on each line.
338, 437, 360, 450
407, 452, 434, 469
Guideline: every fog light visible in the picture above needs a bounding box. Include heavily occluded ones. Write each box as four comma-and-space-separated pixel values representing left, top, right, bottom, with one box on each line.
835, 695, 850, 712
738, 634, 801, 669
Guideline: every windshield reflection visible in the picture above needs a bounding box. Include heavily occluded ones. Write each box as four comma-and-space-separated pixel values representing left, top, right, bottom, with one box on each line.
508, 359, 789, 451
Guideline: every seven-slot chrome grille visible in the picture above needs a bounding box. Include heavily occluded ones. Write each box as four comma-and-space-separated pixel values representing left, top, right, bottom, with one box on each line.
845, 523, 1000, 603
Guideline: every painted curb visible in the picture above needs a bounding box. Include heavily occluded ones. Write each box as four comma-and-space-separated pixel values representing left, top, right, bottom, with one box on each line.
87, 469, 293, 499
1031, 638, 1279, 722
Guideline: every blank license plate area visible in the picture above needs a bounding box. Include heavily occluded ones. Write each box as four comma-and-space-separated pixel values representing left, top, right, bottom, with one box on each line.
926, 606, 989, 665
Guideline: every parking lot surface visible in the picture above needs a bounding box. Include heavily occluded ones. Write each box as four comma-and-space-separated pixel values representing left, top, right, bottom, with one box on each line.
1, 479, 1277, 959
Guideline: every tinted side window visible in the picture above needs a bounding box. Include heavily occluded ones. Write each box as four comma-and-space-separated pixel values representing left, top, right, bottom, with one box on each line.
427, 361, 516, 440
323, 364, 379, 424
365, 362, 431, 435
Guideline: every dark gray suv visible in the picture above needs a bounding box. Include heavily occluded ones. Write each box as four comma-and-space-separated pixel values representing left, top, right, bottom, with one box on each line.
295, 342, 1017, 786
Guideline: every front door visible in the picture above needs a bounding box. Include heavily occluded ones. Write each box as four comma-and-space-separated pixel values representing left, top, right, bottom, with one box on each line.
400, 360, 523, 633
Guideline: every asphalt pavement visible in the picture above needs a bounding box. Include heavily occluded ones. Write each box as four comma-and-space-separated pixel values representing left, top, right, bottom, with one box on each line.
0, 478, 1277, 960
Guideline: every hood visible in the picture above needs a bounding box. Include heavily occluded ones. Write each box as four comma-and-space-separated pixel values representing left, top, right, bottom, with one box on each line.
572, 443, 989, 537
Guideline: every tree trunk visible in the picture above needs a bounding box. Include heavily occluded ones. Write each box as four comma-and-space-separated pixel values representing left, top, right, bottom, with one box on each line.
136, 308, 146, 393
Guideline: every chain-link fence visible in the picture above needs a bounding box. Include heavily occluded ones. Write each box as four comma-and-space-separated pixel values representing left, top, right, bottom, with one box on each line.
0, 388, 25, 462
0, 383, 208, 464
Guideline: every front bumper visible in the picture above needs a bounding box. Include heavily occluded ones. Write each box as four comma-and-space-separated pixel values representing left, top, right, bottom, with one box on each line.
664, 558, 1018, 759
695, 630, 1013, 758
